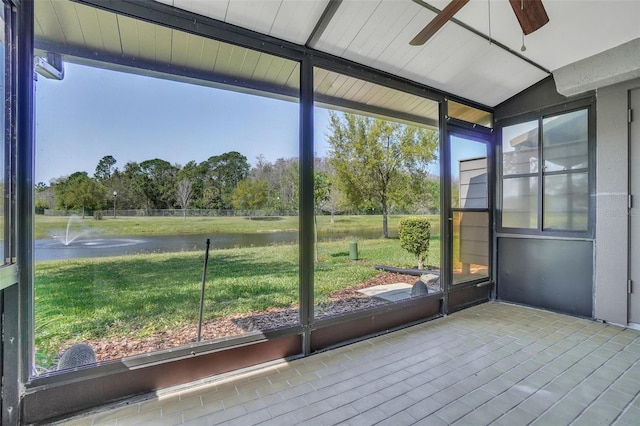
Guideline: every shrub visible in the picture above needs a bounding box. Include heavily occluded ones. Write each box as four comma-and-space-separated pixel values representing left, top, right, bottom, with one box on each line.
93, 211, 103, 220
399, 217, 431, 269
35, 200, 47, 215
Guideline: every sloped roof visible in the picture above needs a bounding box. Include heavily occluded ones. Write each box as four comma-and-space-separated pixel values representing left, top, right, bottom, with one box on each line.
35, 0, 640, 117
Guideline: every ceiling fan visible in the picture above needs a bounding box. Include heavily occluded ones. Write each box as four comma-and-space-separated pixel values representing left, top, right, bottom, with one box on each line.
410, 0, 549, 46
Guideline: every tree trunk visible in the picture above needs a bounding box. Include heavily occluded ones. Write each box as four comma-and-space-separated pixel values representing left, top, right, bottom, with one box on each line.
381, 198, 389, 238
382, 213, 389, 238
418, 253, 424, 270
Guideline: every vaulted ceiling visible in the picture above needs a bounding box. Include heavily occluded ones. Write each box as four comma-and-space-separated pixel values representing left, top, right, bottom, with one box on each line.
35, 0, 640, 112
154, 0, 640, 107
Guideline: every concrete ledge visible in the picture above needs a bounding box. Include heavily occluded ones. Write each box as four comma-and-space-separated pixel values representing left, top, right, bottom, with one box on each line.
554, 38, 640, 96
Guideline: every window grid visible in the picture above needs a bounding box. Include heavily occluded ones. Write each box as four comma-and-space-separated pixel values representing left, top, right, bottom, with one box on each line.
500, 106, 591, 235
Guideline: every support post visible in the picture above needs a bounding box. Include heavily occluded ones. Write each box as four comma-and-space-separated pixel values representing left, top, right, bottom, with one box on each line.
299, 57, 314, 356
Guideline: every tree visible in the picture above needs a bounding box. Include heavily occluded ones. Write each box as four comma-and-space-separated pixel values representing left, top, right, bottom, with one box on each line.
399, 217, 431, 269
315, 158, 345, 222
35, 182, 54, 214
176, 179, 194, 221
53, 172, 105, 218
122, 161, 149, 210
205, 151, 250, 209
178, 161, 207, 208
314, 172, 331, 262
396, 172, 440, 214
94, 155, 117, 182
319, 188, 344, 223
231, 179, 268, 212
138, 159, 179, 209
250, 156, 299, 212
422, 176, 441, 213
272, 158, 299, 212
327, 112, 438, 238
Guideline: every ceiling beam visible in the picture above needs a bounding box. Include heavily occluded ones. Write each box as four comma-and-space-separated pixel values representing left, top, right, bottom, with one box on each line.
34, 40, 301, 102
315, 94, 438, 129
35, 39, 439, 128
554, 38, 640, 97
67, 0, 492, 111
306, 0, 342, 49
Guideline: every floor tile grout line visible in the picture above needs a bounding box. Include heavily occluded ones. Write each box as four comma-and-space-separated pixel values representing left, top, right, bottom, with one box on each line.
256, 307, 521, 424
406, 310, 620, 425
59, 303, 640, 426
611, 392, 640, 426
259, 308, 628, 425
579, 354, 640, 426
298, 305, 573, 425
503, 326, 634, 425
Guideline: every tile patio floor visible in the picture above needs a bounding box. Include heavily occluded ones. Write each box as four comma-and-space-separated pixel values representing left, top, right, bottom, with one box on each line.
57, 302, 640, 425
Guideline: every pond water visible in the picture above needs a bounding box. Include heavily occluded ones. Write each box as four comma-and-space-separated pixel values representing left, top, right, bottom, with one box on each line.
35, 230, 392, 261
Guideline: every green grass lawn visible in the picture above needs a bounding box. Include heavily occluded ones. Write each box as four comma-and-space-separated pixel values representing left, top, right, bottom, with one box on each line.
34, 213, 441, 370
35, 236, 441, 367
35, 214, 441, 239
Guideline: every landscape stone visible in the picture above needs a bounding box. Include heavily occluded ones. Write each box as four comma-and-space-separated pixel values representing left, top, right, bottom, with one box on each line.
411, 279, 429, 296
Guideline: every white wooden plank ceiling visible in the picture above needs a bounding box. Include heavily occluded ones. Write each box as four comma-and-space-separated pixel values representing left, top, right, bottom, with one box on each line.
35, 1, 302, 95
158, 0, 640, 107
155, 0, 329, 44
34, 0, 438, 126
314, 67, 439, 126
35, 0, 640, 112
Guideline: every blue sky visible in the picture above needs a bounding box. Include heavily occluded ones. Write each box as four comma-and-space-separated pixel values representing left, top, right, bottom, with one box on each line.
35, 62, 482, 184
35, 63, 331, 184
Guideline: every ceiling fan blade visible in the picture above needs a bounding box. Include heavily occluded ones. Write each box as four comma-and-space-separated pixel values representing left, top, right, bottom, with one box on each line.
410, 0, 470, 46
508, 0, 549, 35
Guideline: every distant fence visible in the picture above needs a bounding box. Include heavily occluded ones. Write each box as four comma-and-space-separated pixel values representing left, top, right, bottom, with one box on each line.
43, 208, 296, 217
43, 208, 439, 218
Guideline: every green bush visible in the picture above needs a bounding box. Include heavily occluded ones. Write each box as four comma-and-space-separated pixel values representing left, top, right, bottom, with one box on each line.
399, 217, 431, 269
35, 200, 48, 215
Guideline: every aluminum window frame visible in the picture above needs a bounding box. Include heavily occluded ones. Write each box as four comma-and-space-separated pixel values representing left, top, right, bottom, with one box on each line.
496, 98, 596, 239
12, 0, 499, 423
445, 122, 495, 293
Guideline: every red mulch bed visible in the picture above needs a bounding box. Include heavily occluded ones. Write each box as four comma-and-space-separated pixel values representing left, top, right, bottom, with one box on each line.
66, 272, 421, 363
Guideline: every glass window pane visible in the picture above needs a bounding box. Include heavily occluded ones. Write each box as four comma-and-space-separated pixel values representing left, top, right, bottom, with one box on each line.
453, 211, 488, 284
502, 177, 538, 228
448, 100, 493, 128
313, 67, 442, 323
454, 138, 487, 209
544, 172, 588, 231
502, 121, 538, 176
543, 109, 588, 172
34, 3, 300, 374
